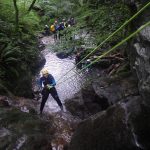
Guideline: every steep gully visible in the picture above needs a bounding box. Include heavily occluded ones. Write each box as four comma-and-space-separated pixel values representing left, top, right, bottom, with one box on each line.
34, 36, 85, 149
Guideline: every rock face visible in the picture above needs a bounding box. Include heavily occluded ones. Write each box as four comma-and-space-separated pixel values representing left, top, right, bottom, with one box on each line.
0, 95, 54, 150
133, 25, 150, 105
68, 1, 150, 150
92, 75, 139, 105
67, 73, 145, 150
65, 74, 138, 119
69, 98, 142, 150
126, 0, 150, 106
65, 84, 108, 119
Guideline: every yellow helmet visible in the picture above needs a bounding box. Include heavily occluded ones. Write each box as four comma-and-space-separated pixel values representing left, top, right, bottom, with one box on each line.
41, 68, 49, 75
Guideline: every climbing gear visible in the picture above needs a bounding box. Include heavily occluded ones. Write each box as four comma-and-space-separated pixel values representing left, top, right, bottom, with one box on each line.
56, 1, 150, 84
41, 68, 49, 75
57, 21, 150, 86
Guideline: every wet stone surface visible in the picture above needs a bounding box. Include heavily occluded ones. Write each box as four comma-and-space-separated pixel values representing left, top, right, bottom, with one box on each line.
35, 36, 85, 149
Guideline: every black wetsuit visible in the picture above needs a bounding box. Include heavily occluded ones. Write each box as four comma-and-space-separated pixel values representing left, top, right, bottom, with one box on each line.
40, 74, 62, 113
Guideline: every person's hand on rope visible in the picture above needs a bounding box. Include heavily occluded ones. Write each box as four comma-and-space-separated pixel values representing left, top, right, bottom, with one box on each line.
47, 84, 53, 89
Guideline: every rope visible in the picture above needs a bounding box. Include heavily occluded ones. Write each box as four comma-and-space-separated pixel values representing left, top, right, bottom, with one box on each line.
56, 1, 150, 84
57, 21, 150, 86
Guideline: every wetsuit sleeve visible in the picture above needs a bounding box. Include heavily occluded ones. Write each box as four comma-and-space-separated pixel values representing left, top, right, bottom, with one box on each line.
49, 74, 56, 86
39, 77, 43, 88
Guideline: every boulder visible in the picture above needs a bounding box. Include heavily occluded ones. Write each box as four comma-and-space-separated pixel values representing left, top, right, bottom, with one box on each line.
125, 0, 150, 106
69, 102, 139, 150
56, 52, 69, 59
92, 75, 139, 105
0, 107, 54, 150
65, 84, 109, 119
0, 96, 9, 107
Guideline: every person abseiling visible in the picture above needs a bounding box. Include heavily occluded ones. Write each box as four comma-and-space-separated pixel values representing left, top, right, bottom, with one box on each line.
39, 68, 63, 114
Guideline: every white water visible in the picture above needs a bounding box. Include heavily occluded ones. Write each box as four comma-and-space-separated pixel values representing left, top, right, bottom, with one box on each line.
40, 36, 84, 113
38, 36, 84, 149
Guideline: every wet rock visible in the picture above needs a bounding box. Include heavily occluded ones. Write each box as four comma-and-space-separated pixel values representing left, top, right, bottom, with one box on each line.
32, 53, 46, 72
0, 96, 9, 107
65, 93, 87, 119
124, 96, 150, 149
94, 59, 111, 68
92, 75, 139, 105
0, 128, 10, 138
56, 52, 69, 59
81, 84, 109, 112
125, 0, 150, 106
66, 74, 139, 119
65, 85, 107, 119
0, 107, 54, 150
69, 103, 138, 150
129, 104, 150, 149
38, 41, 45, 51
134, 40, 150, 106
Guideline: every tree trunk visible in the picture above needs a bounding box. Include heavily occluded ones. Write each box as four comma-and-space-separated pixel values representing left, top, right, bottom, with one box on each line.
13, 0, 19, 32
28, 0, 37, 12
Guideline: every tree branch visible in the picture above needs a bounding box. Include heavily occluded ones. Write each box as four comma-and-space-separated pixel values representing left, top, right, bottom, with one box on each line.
28, 0, 37, 12
13, 0, 19, 32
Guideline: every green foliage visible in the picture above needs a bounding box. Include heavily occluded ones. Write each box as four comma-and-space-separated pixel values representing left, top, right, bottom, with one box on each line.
39, 0, 130, 54
91, 4, 130, 45
38, 0, 74, 24
0, 0, 41, 96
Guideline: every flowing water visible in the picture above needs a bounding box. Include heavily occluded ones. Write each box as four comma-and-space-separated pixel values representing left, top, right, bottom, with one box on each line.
40, 36, 84, 113
38, 36, 84, 149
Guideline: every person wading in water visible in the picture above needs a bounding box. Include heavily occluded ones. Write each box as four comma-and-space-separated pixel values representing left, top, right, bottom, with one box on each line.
39, 68, 63, 114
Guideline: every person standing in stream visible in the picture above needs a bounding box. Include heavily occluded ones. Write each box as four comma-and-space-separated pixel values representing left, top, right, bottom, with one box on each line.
39, 68, 63, 114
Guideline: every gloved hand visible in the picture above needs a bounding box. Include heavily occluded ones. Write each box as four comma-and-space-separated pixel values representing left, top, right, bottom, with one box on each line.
47, 84, 53, 89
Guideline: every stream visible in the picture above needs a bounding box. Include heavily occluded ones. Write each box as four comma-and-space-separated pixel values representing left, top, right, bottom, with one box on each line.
38, 36, 85, 149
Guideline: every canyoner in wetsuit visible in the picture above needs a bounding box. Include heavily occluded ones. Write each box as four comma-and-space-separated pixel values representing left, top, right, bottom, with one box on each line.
39, 68, 63, 114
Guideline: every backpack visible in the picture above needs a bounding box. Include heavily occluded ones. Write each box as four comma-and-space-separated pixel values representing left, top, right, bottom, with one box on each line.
50, 25, 55, 32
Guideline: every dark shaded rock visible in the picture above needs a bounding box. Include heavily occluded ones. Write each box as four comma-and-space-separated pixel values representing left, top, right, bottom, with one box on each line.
37, 36, 45, 51
65, 85, 109, 119
68, 94, 150, 150
69, 104, 138, 150
32, 53, 46, 73
56, 52, 69, 59
65, 99, 86, 119
0, 107, 54, 150
66, 74, 139, 119
127, 103, 150, 150
125, 0, 150, 106
14, 74, 34, 98
92, 75, 139, 105
95, 59, 111, 68
82, 84, 109, 111
0, 96, 9, 107
65, 92, 89, 119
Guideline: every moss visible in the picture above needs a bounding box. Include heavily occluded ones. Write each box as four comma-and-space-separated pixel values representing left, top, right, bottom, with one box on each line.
0, 107, 54, 150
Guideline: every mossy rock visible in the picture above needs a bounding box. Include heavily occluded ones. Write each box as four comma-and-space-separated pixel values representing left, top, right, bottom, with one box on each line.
0, 107, 54, 150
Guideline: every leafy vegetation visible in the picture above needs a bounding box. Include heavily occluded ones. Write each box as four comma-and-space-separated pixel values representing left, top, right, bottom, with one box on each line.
39, 0, 130, 53
0, 0, 41, 96
0, 0, 131, 96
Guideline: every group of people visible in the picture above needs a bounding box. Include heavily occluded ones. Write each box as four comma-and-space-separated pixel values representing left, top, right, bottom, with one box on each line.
44, 17, 75, 40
